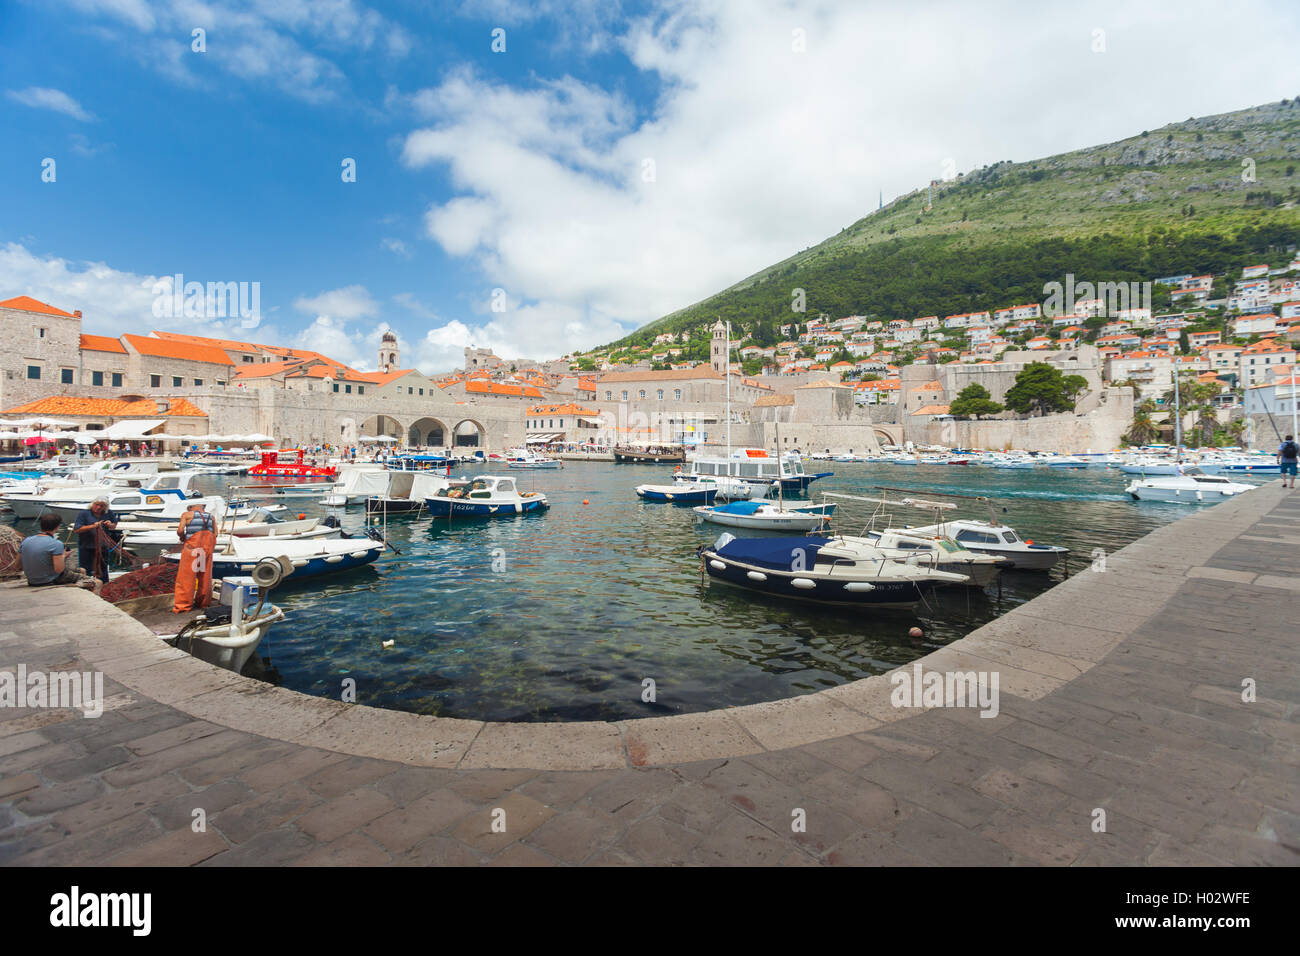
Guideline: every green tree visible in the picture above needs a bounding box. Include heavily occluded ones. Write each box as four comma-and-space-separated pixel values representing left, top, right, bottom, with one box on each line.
948, 383, 1004, 420
1003, 363, 1077, 416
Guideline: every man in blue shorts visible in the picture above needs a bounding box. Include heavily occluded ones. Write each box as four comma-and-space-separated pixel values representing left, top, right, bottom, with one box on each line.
1278, 434, 1299, 489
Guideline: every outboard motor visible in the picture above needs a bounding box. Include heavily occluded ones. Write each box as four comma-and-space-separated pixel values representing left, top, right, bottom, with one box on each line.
322, 514, 342, 530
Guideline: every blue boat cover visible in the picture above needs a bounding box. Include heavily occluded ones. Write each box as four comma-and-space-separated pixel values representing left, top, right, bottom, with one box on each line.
717, 536, 832, 571
712, 501, 765, 515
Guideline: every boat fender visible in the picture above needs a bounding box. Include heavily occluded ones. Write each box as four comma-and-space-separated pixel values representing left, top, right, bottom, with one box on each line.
709, 560, 726, 571
791, 578, 817, 589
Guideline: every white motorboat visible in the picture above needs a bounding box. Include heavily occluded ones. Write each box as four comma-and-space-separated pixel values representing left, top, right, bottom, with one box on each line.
6, 471, 202, 520
365, 471, 467, 515
905, 518, 1069, 572
860, 529, 1007, 586
693, 499, 835, 532
674, 472, 766, 500
506, 451, 562, 469
425, 475, 549, 516
1125, 468, 1257, 504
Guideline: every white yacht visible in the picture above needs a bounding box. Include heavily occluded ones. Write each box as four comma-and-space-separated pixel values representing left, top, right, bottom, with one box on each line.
1125, 468, 1257, 504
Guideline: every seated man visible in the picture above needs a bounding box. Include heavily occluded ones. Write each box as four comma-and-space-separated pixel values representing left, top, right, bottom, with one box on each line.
19, 514, 98, 592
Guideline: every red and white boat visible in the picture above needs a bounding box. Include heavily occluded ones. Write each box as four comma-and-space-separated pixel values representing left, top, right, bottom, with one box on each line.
247, 449, 336, 478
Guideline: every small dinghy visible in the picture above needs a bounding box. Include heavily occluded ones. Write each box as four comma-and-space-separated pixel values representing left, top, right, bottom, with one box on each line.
693, 499, 834, 532
424, 475, 548, 517
636, 481, 717, 505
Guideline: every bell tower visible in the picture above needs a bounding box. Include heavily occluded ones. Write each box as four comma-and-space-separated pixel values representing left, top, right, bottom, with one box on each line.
379, 330, 398, 372
710, 320, 727, 373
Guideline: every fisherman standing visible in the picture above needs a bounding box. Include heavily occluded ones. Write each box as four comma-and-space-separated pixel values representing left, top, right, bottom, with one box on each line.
173, 501, 217, 613
73, 497, 121, 584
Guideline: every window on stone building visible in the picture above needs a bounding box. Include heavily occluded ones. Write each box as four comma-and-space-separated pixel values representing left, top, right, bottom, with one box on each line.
39, 328, 46, 338
112, 373, 123, 387
172, 376, 182, 387
193, 379, 202, 386
605, 391, 612, 400
345, 385, 352, 393
92, 371, 104, 386
621, 391, 628, 401
61, 368, 74, 384
419, 388, 424, 396
358, 387, 364, 395
674, 389, 682, 400
27, 366, 40, 380
150, 375, 161, 388
333, 384, 339, 393
657, 390, 664, 400
217, 380, 226, 386
639, 390, 646, 399
243, 356, 253, 363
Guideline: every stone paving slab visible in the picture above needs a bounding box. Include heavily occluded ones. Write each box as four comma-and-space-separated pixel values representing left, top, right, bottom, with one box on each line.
1, 481, 1297, 865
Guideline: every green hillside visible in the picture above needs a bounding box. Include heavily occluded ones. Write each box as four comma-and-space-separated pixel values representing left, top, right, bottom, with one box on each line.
601, 99, 1300, 356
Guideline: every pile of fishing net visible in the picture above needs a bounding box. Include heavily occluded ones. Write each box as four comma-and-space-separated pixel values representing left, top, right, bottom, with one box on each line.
0, 525, 22, 580
100, 562, 178, 603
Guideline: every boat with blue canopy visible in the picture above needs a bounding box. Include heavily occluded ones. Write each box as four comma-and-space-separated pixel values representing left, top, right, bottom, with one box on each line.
698, 532, 967, 606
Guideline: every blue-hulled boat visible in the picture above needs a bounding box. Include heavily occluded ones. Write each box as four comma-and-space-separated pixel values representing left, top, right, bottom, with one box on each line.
165, 534, 385, 581
636, 481, 717, 504
693, 499, 834, 531
698, 533, 967, 606
424, 475, 549, 517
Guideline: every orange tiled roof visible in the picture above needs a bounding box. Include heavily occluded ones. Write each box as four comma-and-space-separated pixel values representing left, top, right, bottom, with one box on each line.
0, 296, 77, 317
80, 333, 127, 354
151, 330, 264, 353
123, 334, 234, 366
233, 360, 312, 380
465, 381, 544, 398
914, 404, 951, 415
2, 396, 206, 417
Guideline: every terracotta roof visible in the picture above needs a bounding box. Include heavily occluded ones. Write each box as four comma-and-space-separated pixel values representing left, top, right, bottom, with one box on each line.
3, 396, 206, 417
913, 404, 951, 415
909, 380, 944, 391
753, 394, 795, 407
288, 364, 379, 383
0, 296, 77, 317
465, 381, 544, 398
80, 333, 127, 354
151, 331, 264, 353
856, 380, 901, 390
123, 334, 234, 365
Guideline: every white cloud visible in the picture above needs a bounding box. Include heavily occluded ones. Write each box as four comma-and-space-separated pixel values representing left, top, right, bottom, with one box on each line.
54, 0, 409, 102
293, 284, 378, 321
381, 238, 411, 258
401, 0, 1300, 358
6, 87, 95, 121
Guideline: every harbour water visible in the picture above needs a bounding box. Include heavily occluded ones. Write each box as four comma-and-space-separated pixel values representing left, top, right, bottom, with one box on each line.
3, 461, 1238, 721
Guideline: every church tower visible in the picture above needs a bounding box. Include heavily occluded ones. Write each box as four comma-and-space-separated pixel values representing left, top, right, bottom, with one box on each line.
710, 320, 727, 373
379, 330, 398, 372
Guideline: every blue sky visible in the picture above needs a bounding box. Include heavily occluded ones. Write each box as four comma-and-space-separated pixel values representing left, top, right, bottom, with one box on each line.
3, 0, 1298, 373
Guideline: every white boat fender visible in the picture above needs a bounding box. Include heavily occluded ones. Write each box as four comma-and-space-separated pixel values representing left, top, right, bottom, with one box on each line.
709, 560, 726, 571
791, 578, 816, 589
746, 571, 767, 581
382, 639, 394, 649
843, 582, 876, 592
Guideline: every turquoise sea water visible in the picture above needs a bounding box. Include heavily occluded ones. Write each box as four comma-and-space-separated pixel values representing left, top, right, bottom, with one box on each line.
3, 461, 1239, 720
